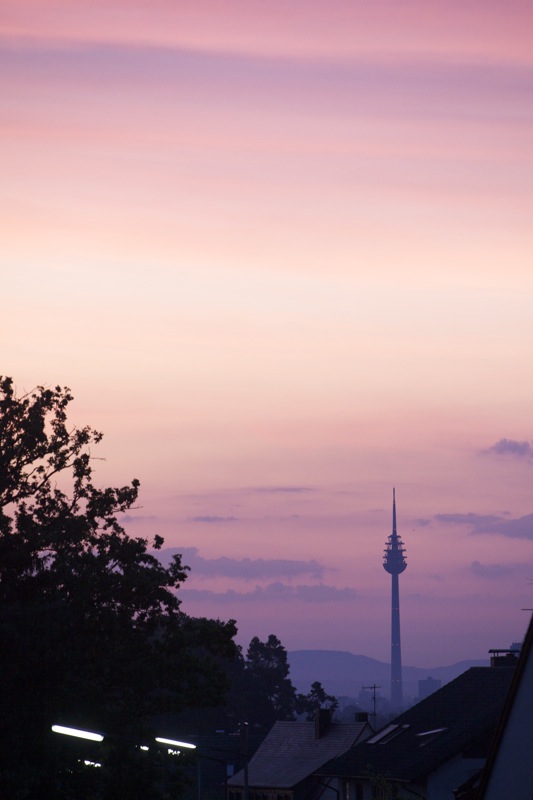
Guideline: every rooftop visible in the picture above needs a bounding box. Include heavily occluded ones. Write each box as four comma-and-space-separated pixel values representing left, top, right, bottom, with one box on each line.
228, 720, 368, 789
319, 666, 515, 783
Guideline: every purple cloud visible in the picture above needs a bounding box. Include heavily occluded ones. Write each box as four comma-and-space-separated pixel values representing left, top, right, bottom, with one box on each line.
187, 515, 238, 523
156, 547, 326, 580
435, 513, 501, 528
470, 561, 514, 579
482, 438, 533, 461
180, 582, 357, 604
291, 584, 358, 602
436, 512, 533, 540
249, 486, 316, 494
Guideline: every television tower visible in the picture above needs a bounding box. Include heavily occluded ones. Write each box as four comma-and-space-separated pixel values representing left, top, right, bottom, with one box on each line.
383, 488, 407, 708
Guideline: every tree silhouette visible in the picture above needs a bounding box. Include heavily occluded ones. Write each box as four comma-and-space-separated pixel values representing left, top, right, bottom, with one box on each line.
238, 634, 298, 730
0, 377, 238, 798
297, 681, 339, 720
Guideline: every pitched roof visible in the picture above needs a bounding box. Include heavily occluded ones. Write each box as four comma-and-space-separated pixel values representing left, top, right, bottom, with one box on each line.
228, 721, 368, 789
319, 667, 515, 783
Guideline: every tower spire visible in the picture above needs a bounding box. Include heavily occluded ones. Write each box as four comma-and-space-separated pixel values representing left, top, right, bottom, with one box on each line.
383, 488, 407, 708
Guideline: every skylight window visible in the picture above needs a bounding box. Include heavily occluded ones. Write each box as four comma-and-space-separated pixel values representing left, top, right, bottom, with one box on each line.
416, 727, 447, 746
367, 724, 409, 744
417, 728, 447, 737
367, 724, 398, 744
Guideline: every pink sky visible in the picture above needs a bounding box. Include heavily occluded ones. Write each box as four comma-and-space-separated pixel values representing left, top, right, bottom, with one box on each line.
2, 0, 532, 675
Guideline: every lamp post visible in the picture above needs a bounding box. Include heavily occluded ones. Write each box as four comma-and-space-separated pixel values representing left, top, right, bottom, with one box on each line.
240, 722, 249, 800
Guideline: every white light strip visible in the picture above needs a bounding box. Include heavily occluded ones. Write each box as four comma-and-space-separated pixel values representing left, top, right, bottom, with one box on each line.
155, 737, 196, 749
52, 725, 104, 742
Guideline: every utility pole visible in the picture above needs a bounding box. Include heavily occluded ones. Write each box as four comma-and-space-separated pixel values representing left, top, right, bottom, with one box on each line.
363, 684, 381, 727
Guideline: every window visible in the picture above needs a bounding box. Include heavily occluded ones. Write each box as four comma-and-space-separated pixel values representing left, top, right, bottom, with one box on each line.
367, 724, 398, 743
367, 724, 410, 745
343, 780, 364, 800
416, 727, 447, 746
372, 783, 398, 800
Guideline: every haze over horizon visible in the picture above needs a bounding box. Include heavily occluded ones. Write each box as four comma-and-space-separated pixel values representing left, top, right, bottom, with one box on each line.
2, 0, 532, 668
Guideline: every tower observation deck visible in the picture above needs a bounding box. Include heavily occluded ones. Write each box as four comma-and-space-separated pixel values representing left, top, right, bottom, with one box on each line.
383, 488, 407, 708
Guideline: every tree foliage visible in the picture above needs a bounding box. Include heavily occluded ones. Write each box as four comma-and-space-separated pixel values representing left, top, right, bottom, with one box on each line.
234, 634, 298, 730
226, 637, 338, 731
296, 681, 339, 720
0, 377, 238, 799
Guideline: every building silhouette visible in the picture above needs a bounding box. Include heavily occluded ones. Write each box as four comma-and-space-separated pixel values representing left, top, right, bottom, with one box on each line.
418, 676, 442, 701
383, 488, 407, 707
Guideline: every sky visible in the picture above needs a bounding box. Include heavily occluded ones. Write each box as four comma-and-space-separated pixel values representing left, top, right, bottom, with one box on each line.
2, 0, 533, 677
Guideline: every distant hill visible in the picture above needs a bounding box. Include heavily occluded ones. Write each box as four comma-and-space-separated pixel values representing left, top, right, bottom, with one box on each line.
287, 650, 488, 701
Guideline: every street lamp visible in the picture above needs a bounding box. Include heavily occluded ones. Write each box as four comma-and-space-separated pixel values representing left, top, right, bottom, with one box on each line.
155, 737, 196, 750
52, 725, 196, 752
51, 724, 104, 742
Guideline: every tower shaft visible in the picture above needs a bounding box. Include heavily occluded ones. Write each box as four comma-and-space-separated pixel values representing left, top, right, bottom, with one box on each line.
390, 572, 403, 707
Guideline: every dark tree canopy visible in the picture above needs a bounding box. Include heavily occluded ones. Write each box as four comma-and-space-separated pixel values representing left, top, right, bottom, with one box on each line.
227, 636, 339, 731
0, 377, 238, 799
296, 681, 339, 721
236, 634, 298, 730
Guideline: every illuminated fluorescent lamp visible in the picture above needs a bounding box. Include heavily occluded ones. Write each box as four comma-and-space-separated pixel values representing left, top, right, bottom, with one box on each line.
51, 725, 104, 742
155, 737, 196, 749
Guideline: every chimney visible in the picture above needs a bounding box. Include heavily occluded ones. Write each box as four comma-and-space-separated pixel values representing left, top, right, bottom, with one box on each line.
488, 649, 519, 667
314, 708, 331, 739
355, 712, 369, 723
